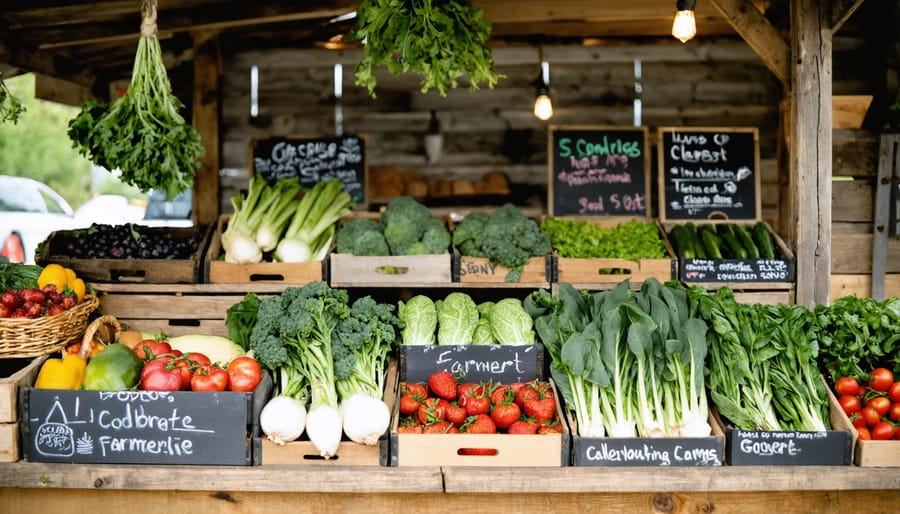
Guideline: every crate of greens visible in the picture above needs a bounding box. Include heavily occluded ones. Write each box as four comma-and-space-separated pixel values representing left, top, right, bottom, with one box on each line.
37, 223, 212, 284
544, 217, 675, 290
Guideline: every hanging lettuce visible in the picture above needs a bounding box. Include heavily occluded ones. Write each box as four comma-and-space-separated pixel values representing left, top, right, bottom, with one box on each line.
353, 0, 503, 97
0, 77, 26, 124
67, 0, 203, 199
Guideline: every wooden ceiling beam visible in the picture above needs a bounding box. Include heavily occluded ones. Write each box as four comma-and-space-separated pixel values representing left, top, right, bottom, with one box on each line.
708, 0, 790, 86
0, 32, 95, 86
831, 0, 866, 33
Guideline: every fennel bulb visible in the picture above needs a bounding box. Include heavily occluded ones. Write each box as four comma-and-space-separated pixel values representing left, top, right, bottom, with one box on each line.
340, 393, 390, 446
260, 395, 307, 445
306, 404, 343, 458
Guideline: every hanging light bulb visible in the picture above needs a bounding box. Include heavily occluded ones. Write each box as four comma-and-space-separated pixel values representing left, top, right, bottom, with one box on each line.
672, 0, 697, 43
533, 60, 553, 121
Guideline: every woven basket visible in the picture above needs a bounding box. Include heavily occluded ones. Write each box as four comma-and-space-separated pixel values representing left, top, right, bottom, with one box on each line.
0, 294, 101, 358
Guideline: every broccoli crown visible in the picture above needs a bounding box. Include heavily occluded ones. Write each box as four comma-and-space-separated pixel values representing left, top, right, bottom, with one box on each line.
421, 218, 451, 253
332, 296, 399, 394
453, 204, 550, 276
451, 211, 489, 251
379, 195, 448, 255
336, 217, 389, 256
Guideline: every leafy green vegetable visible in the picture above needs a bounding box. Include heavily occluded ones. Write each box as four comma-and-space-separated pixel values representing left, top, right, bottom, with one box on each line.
472, 301, 496, 345
67, 12, 203, 200
490, 298, 535, 345
274, 179, 353, 263
0, 77, 26, 124
221, 175, 302, 264
353, 0, 503, 97
435, 292, 479, 345
332, 296, 399, 401
543, 218, 667, 260
225, 292, 261, 351
0, 263, 42, 291
398, 294, 438, 345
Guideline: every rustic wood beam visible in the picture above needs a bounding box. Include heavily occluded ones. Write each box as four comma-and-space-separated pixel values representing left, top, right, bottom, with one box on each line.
790, 0, 832, 307
708, 0, 790, 86
192, 30, 221, 227
0, 32, 95, 86
831, 0, 866, 33
20, 1, 357, 49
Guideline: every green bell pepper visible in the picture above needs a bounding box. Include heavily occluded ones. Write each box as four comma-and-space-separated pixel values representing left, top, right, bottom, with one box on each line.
82, 343, 143, 390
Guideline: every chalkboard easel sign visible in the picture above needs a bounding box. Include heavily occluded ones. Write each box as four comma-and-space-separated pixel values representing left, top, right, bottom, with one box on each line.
250, 134, 367, 205
548, 126, 650, 217
658, 127, 760, 222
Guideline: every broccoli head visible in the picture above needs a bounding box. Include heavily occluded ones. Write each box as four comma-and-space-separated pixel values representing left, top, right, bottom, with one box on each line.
451, 211, 489, 252
335, 217, 389, 256
456, 204, 551, 281
381, 196, 432, 254
421, 218, 451, 253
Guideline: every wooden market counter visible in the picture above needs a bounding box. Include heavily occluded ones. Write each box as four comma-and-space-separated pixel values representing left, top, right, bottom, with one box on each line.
1, 462, 898, 513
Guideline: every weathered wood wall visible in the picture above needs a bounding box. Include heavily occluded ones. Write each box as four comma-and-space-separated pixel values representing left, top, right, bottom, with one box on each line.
219, 42, 782, 221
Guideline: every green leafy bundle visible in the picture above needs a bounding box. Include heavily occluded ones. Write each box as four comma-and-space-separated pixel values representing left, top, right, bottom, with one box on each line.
543, 217, 667, 259
0, 78, 26, 124
67, 5, 203, 200
353, 0, 503, 97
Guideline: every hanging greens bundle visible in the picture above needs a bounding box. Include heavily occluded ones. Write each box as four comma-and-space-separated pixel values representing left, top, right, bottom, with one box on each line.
0, 77, 26, 124
353, 0, 503, 97
67, 0, 203, 199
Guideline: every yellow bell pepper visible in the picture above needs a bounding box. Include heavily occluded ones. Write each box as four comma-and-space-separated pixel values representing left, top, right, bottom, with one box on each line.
34, 354, 87, 390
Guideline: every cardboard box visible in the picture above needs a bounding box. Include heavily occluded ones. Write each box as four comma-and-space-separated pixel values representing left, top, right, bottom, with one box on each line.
0, 357, 46, 462
38, 224, 213, 284
568, 411, 726, 467
254, 361, 397, 466
19, 373, 272, 466
205, 215, 324, 285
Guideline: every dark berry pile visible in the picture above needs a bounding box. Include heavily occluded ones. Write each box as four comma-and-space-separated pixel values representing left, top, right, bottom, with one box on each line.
57, 223, 199, 259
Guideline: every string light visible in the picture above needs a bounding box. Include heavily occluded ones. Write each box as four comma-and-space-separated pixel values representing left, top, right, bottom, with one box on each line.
672, 0, 697, 43
533, 59, 553, 121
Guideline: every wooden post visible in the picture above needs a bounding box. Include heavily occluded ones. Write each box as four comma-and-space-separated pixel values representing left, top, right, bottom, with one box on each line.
192, 30, 221, 227
790, 0, 833, 307
871, 134, 900, 300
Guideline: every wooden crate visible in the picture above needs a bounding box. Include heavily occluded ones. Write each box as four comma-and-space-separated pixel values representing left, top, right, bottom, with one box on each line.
456, 255, 551, 288
389, 379, 569, 467
205, 215, 323, 285
0, 357, 45, 462
38, 224, 213, 284
330, 253, 453, 287
732, 288, 795, 305
255, 360, 397, 466
826, 376, 900, 467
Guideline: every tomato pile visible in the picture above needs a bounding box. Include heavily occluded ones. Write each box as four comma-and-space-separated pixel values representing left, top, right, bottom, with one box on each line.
397, 371, 564, 441
0, 264, 86, 318
134, 339, 262, 393
833, 368, 900, 441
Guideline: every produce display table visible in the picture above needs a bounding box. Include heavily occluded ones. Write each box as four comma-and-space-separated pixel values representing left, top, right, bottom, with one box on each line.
1, 462, 898, 513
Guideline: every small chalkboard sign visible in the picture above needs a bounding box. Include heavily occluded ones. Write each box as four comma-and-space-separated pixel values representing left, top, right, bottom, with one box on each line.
658, 127, 760, 222
726, 428, 852, 466
21, 388, 256, 465
399, 344, 544, 384
250, 134, 366, 204
572, 435, 724, 467
680, 257, 795, 283
548, 126, 650, 217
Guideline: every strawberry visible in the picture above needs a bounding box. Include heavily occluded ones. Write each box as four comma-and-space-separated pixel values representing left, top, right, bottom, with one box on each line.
423, 421, 454, 434
490, 397, 521, 430
417, 397, 449, 425
463, 413, 496, 434
445, 402, 467, 427
399, 392, 423, 416
507, 419, 539, 434
401, 382, 428, 399
490, 385, 512, 405
537, 420, 564, 434
465, 395, 491, 416
397, 417, 423, 434
457, 382, 483, 407
523, 391, 556, 423
428, 371, 458, 400
515, 384, 540, 408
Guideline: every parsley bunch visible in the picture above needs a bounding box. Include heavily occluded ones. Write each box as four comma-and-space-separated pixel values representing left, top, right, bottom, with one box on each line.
0, 78, 26, 124
68, 14, 203, 200
354, 0, 503, 97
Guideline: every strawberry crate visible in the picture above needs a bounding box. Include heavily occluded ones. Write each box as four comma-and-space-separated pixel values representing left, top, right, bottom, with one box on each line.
253, 360, 398, 466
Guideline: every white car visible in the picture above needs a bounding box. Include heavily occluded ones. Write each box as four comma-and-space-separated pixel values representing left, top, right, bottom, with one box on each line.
0, 175, 79, 264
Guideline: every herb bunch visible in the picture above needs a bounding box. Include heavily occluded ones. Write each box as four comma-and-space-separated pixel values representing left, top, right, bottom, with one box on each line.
0, 78, 26, 124
353, 0, 503, 97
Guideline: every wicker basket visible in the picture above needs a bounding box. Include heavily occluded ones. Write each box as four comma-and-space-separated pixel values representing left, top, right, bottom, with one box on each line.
0, 294, 101, 358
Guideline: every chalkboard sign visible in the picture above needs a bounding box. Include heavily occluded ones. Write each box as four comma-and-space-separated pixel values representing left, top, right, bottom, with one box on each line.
726, 428, 851, 466
548, 126, 650, 217
658, 127, 760, 222
572, 435, 724, 467
680, 257, 795, 283
21, 388, 256, 465
251, 134, 366, 204
399, 344, 544, 383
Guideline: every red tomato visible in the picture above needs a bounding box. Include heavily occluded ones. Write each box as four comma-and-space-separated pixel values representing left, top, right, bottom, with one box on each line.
140, 356, 173, 382
861, 406, 882, 427
838, 395, 861, 416
889, 403, 900, 422
833, 376, 860, 397
133, 339, 173, 361
866, 396, 891, 418
225, 356, 262, 392
140, 363, 182, 391
188, 352, 211, 367
871, 421, 896, 440
868, 368, 895, 392
856, 426, 872, 440
171, 358, 194, 390
851, 414, 867, 429
856, 385, 868, 398
191, 365, 228, 392
889, 382, 900, 403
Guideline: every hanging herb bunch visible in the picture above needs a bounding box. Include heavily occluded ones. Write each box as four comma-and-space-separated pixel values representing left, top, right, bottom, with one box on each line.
0, 76, 26, 124
353, 0, 503, 97
67, 0, 203, 199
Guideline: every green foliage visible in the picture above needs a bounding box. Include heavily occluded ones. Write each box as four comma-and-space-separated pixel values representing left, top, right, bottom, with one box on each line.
353, 0, 503, 97
335, 195, 449, 256
0, 77, 26, 124
398, 294, 437, 345
435, 291, 479, 345
332, 296, 399, 400
67, 35, 204, 200
543, 218, 667, 260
